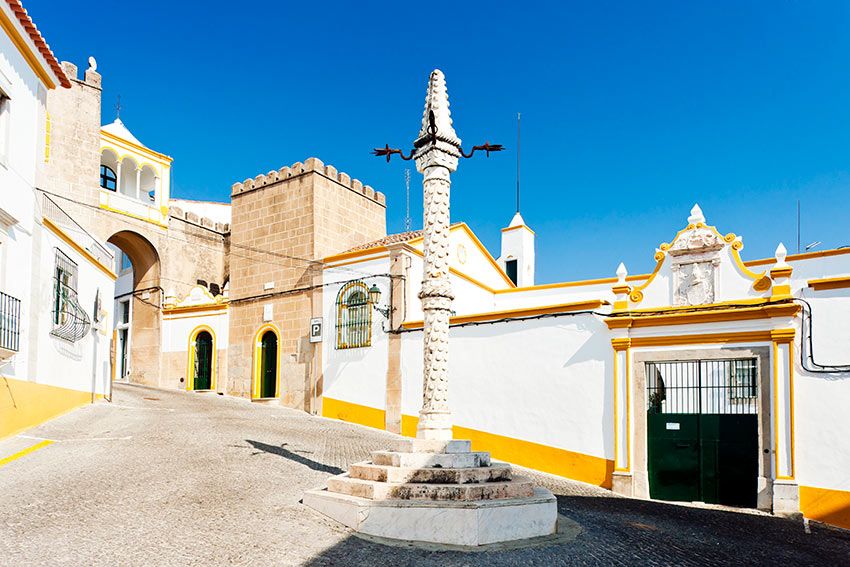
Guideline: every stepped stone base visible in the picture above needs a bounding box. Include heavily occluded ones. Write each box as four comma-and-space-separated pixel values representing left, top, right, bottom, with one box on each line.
303, 437, 559, 546
303, 486, 558, 547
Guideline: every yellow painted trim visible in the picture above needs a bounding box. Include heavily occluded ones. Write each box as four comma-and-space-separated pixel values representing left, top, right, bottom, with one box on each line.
323, 245, 389, 264
99, 143, 165, 174
494, 273, 649, 294
0, 439, 53, 468
400, 413, 613, 488
162, 303, 228, 316
251, 323, 281, 400
0, 7, 56, 89
44, 111, 51, 163
405, 246, 499, 293
97, 199, 169, 229
807, 276, 850, 291
501, 224, 535, 235
627, 251, 666, 303
628, 330, 776, 348
100, 130, 173, 164
605, 302, 800, 329
771, 332, 796, 480
613, 347, 620, 471
746, 246, 850, 267
326, 253, 390, 269
186, 325, 217, 391
322, 397, 386, 430
163, 311, 229, 321
770, 266, 793, 279
401, 299, 607, 330
456, 223, 516, 288
335, 281, 373, 349
800, 485, 850, 530
625, 348, 631, 471
42, 217, 118, 280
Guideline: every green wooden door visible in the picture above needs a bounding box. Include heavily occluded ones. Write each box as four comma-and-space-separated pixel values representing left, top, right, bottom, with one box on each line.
260, 331, 277, 398
646, 360, 759, 507
194, 331, 212, 390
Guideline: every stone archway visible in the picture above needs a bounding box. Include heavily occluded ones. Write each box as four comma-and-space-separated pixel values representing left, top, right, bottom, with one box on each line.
107, 230, 162, 387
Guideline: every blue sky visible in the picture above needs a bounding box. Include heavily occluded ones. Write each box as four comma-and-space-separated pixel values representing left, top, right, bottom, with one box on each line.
30, 1, 850, 283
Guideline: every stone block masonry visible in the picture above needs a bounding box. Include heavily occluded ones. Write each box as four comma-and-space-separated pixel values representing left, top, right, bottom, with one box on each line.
226, 157, 387, 407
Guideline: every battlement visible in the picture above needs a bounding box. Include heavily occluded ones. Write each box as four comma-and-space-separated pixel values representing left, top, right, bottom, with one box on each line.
169, 206, 230, 234
59, 60, 101, 90
230, 156, 386, 207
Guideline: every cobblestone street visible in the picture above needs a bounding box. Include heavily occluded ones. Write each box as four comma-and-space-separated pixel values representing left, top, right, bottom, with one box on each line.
1, 383, 848, 566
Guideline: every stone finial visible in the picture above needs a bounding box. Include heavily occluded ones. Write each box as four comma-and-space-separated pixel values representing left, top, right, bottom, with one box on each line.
688, 203, 705, 225
87, 56, 97, 72
775, 242, 789, 267
616, 262, 628, 285
416, 69, 461, 147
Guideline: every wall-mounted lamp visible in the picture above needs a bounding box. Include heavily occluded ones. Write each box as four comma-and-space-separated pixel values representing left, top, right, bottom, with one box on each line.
368, 284, 392, 319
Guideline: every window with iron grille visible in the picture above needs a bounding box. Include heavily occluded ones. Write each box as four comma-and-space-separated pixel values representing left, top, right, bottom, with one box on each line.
335, 281, 372, 349
51, 249, 90, 342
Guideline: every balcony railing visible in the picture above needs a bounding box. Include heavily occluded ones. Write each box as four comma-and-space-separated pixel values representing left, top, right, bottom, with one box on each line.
40, 192, 114, 267
0, 291, 21, 353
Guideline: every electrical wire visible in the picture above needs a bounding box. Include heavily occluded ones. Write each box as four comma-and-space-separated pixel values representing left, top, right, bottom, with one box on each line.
793, 297, 850, 373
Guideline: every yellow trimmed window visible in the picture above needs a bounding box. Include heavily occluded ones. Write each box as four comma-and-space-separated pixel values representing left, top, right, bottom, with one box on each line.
335, 281, 372, 349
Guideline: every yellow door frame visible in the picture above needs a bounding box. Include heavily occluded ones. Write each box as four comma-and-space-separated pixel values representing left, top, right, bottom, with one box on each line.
186, 325, 217, 391
252, 323, 281, 399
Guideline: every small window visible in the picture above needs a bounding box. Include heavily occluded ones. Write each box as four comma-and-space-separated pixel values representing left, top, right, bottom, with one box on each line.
505, 259, 518, 285
120, 300, 130, 325
0, 93, 10, 166
100, 164, 117, 191
120, 252, 132, 272
729, 359, 757, 400
52, 249, 79, 329
335, 281, 372, 349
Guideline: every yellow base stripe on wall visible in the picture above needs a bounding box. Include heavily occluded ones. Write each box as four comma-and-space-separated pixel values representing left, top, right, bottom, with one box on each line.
800, 485, 850, 530
322, 397, 613, 488
322, 397, 387, 431
1, 377, 96, 440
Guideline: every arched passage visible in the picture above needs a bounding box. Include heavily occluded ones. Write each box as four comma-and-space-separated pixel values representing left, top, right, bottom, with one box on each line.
107, 230, 162, 386
252, 324, 280, 399
187, 326, 216, 391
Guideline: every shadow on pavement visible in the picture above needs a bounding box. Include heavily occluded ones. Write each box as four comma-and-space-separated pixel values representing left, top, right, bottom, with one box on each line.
245, 439, 344, 475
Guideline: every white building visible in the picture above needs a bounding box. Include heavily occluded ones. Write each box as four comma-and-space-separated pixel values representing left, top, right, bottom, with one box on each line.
318, 205, 850, 530
0, 0, 115, 437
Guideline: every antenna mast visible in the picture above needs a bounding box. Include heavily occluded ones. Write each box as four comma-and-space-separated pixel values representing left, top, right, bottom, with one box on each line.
516, 112, 521, 213
116, 95, 121, 120
404, 168, 412, 231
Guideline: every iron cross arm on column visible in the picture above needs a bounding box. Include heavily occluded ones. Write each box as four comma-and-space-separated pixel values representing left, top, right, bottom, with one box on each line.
372, 110, 504, 163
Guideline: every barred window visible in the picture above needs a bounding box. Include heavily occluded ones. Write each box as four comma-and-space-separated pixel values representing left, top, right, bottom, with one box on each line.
51, 249, 90, 342
335, 281, 372, 349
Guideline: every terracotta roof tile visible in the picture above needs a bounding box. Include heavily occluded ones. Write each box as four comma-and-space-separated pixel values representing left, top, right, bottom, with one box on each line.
6, 0, 71, 88
345, 223, 462, 253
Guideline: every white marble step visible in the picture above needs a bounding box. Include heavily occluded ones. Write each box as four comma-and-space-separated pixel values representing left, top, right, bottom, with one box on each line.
349, 461, 512, 484
371, 450, 491, 469
326, 473, 535, 501
386, 439, 472, 454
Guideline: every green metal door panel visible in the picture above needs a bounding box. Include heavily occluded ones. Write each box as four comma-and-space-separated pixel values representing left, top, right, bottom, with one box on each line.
709, 414, 758, 508
194, 332, 212, 390
261, 332, 277, 398
647, 414, 700, 502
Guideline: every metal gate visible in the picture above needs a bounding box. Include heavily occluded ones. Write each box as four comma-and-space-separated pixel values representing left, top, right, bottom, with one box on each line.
646, 359, 759, 508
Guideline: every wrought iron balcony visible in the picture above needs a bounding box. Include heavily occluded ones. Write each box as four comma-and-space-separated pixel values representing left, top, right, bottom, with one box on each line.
0, 291, 21, 356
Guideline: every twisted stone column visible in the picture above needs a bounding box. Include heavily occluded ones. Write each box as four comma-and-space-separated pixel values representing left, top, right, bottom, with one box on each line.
413, 69, 461, 441
415, 161, 455, 439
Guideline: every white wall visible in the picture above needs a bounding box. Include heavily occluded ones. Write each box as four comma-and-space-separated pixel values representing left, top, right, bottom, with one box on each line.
400, 314, 613, 460
322, 258, 392, 411
161, 312, 229, 355
32, 226, 114, 395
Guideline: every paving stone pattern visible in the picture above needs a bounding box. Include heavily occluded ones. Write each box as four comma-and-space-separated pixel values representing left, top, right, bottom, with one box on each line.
1, 384, 848, 566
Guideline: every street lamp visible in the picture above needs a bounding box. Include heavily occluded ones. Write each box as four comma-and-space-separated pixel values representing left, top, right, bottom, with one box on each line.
368, 284, 391, 319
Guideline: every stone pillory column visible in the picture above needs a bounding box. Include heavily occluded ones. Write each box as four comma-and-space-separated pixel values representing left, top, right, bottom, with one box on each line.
303, 70, 559, 548
413, 70, 459, 441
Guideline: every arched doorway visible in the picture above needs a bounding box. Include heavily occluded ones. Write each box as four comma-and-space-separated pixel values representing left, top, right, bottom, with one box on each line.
253, 325, 279, 399
106, 230, 161, 386
187, 326, 216, 391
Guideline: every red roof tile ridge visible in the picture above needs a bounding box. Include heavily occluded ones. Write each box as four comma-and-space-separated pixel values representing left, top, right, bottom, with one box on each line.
6, 0, 71, 88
